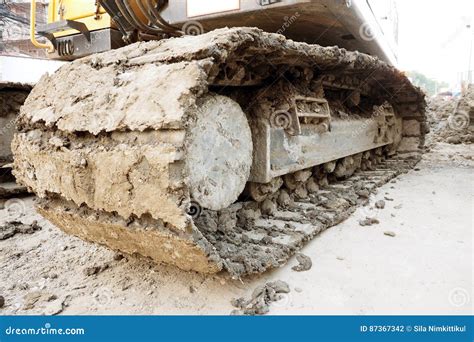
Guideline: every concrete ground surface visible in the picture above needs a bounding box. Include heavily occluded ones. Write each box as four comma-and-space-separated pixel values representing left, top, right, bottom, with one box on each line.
0, 142, 472, 315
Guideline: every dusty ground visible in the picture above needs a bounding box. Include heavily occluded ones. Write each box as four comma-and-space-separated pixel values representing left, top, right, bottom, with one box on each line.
0, 142, 472, 315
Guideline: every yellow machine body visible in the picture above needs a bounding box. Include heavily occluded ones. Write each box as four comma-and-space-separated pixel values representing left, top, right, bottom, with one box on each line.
47, 0, 111, 37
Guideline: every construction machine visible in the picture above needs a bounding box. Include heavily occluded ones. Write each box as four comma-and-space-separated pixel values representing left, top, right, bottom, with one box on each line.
11, 0, 426, 275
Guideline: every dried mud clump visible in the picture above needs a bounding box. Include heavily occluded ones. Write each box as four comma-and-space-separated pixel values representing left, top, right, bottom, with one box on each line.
426, 85, 473, 145
0, 220, 42, 240
231, 280, 290, 315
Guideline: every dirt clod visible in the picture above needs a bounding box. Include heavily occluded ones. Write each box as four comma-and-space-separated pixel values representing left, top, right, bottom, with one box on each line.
277, 190, 291, 207
230, 280, 290, 315
291, 253, 312, 272
84, 263, 110, 276
359, 217, 380, 226
0, 221, 42, 240
357, 189, 370, 198
375, 200, 386, 209
384, 231, 396, 237
261, 199, 277, 216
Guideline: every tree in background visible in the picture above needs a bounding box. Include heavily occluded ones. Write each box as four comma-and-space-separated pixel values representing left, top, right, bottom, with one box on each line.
407, 71, 449, 97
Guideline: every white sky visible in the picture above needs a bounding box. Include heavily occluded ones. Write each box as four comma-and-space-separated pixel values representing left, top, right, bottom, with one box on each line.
397, 0, 474, 86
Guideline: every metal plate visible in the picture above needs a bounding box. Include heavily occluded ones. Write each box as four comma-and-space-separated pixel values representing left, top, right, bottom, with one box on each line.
49, 28, 124, 61
249, 117, 402, 183
186, 0, 240, 18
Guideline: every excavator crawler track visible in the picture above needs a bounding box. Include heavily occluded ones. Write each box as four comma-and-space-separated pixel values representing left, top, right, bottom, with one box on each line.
12, 28, 426, 276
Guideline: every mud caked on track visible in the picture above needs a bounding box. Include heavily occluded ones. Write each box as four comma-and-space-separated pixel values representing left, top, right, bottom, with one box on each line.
12, 27, 426, 276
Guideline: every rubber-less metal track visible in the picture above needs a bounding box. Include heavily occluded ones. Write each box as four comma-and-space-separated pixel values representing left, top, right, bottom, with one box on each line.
13, 28, 426, 275
195, 151, 420, 276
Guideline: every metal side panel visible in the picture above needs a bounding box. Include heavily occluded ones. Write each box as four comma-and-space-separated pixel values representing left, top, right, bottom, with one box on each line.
163, 0, 398, 64
249, 117, 402, 183
48, 28, 125, 61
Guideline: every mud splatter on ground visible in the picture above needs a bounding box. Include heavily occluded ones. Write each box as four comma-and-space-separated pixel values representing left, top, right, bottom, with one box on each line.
0, 221, 41, 240
230, 280, 290, 315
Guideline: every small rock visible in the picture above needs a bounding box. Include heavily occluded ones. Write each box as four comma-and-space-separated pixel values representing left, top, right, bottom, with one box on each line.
189, 286, 197, 294
291, 253, 312, 272
446, 136, 461, 144
359, 217, 380, 226
0, 295, 4, 308
231, 297, 246, 308
230, 280, 290, 316
294, 287, 303, 293
121, 283, 132, 291
384, 231, 396, 237
336, 256, 344, 261
23, 292, 42, 310
43, 300, 64, 316
267, 280, 290, 294
47, 294, 57, 302
84, 263, 109, 276
357, 189, 370, 198
375, 200, 385, 209
0, 221, 42, 241
113, 253, 124, 261
384, 196, 394, 201
414, 167, 421, 171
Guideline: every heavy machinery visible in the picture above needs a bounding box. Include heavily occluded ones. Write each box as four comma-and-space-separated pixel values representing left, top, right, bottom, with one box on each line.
0, 82, 30, 168
12, 0, 426, 275
0, 55, 63, 195
0, 81, 31, 194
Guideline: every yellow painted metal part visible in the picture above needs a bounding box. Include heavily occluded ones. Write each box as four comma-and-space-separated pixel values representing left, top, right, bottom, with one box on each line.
30, 0, 54, 51
48, 0, 113, 38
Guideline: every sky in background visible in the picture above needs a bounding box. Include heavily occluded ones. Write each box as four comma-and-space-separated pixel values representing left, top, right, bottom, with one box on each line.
397, 0, 474, 87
